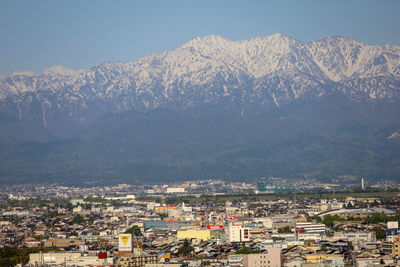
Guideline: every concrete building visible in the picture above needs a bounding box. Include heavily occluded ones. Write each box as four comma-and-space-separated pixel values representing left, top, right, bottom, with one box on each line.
283, 256, 304, 267
320, 207, 396, 217
118, 253, 157, 267
305, 254, 344, 265
254, 218, 273, 228
154, 206, 178, 214
242, 248, 281, 267
393, 240, 400, 258
29, 252, 81, 266
118, 234, 133, 256
322, 256, 345, 267
29, 252, 113, 266
327, 200, 344, 210
356, 255, 385, 267
144, 220, 168, 230
146, 264, 188, 267
343, 231, 376, 243
177, 230, 212, 241
228, 255, 244, 267
295, 222, 326, 235
166, 188, 185, 193
227, 224, 250, 243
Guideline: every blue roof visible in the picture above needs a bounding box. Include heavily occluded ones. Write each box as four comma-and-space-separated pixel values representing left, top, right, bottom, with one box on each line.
144, 220, 168, 229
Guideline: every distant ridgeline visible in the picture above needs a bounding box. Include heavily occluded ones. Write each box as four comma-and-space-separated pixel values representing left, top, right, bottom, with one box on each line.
0, 34, 400, 184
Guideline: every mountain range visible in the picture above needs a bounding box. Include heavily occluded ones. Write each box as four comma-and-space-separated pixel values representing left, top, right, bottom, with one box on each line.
0, 33, 399, 185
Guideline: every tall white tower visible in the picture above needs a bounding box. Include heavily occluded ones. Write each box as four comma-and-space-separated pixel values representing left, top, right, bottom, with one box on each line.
361, 178, 365, 190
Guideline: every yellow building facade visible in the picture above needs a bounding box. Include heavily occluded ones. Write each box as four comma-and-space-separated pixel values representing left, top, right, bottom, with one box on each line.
393, 241, 400, 258
306, 254, 343, 263
177, 230, 211, 241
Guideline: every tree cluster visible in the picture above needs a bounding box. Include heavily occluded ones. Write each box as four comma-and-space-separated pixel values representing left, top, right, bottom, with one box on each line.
125, 225, 142, 236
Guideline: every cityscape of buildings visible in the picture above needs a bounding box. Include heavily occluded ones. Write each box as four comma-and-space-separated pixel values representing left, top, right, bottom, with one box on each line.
1, 179, 400, 266
1, 2, 400, 267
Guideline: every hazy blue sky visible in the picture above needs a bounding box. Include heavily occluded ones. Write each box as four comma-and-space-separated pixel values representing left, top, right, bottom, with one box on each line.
1, 0, 399, 76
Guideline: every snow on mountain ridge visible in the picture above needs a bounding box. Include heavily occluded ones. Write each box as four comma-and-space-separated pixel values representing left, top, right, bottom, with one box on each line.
43, 65, 76, 75
306, 36, 365, 81
156, 33, 326, 82
11, 71, 36, 76
0, 33, 399, 117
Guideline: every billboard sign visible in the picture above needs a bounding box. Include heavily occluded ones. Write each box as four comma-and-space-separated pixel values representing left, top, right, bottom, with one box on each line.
386, 229, 398, 236
206, 224, 223, 229
118, 234, 132, 252
157, 253, 171, 259
388, 221, 399, 229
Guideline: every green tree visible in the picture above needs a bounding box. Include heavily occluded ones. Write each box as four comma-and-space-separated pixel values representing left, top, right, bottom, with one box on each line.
177, 239, 194, 256
249, 203, 263, 209
322, 214, 333, 227
34, 235, 47, 241
365, 213, 389, 223
279, 209, 288, 214
65, 202, 73, 211
307, 215, 322, 222
372, 226, 386, 240
72, 216, 86, 225
0, 247, 60, 266
322, 214, 343, 227
235, 247, 260, 254
333, 225, 343, 232
277, 226, 292, 233
125, 225, 142, 236
43, 212, 58, 218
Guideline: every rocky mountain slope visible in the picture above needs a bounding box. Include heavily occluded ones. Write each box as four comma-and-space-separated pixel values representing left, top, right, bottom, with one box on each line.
0, 33, 399, 184
1, 33, 399, 134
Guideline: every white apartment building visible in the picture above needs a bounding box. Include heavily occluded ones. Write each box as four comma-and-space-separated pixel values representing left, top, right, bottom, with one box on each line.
227, 224, 250, 243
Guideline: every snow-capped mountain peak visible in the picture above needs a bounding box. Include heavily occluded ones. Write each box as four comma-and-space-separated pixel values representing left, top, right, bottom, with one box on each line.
182, 34, 231, 48
0, 33, 399, 124
43, 65, 76, 76
10, 71, 36, 77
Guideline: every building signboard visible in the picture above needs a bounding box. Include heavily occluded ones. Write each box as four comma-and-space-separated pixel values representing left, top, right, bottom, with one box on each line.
118, 234, 132, 252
